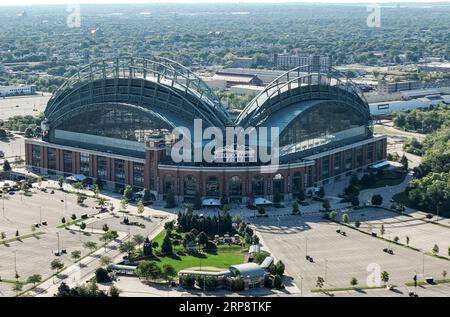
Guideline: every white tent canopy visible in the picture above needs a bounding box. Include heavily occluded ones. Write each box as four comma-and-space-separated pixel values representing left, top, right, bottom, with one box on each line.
254, 197, 272, 206
202, 198, 221, 206
66, 174, 87, 182
369, 161, 390, 169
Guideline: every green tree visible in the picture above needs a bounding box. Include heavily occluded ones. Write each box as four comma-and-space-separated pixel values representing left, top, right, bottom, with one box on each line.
329, 211, 337, 220
142, 189, 151, 203
371, 194, 383, 206
136, 261, 162, 281
257, 206, 266, 215
100, 256, 112, 267
292, 201, 300, 214
120, 198, 128, 212
109, 286, 121, 297
71, 250, 81, 262
26, 274, 42, 286
50, 259, 64, 275
24, 127, 34, 138
137, 200, 145, 215
272, 274, 283, 289
381, 271, 389, 286
132, 234, 145, 248
197, 231, 208, 248
92, 184, 100, 198
12, 281, 23, 296
316, 276, 325, 289
143, 238, 153, 257
273, 260, 285, 276
123, 185, 134, 202
432, 244, 439, 254
161, 232, 173, 255
401, 154, 409, 170
341, 213, 349, 224
58, 176, 64, 190
119, 241, 136, 255
3, 160, 11, 172
162, 264, 177, 282
83, 241, 97, 253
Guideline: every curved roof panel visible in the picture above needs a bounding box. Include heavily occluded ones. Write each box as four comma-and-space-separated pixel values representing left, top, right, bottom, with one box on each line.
44, 57, 232, 131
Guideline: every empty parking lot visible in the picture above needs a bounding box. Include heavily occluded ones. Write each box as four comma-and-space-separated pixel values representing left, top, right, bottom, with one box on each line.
252, 213, 450, 293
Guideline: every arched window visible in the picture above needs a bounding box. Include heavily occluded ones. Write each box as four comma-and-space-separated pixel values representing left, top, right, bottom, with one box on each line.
292, 172, 302, 195
206, 176, 220, 197
163, 174, 174, 195
252, 176, 264, 197
183, 175, 197, 198
228, 176, 242, 198
273, 174, 285, 196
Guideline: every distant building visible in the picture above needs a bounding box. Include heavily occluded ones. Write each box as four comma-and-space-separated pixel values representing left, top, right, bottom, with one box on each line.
216, 68, 286, 85
229, 85, 264, 95
419, 62, 450, 73
273, 53, 332, 71
209, 71, 264, 88
369, 94, 450, 117
377, 80, 421, 94
230, 57, 255, 68
0, 85, 36, 97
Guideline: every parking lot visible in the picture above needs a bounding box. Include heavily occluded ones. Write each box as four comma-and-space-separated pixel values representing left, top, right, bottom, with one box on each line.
252, 213, 450, 293
0, 181, 168, 296
0, 94, 49, 120
346, 208, 450, 258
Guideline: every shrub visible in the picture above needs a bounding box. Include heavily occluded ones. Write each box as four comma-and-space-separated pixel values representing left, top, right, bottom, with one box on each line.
180, 275, 196, 289
95, 267, 110, 283
272, 275, 283, 289
371, 194, 383, 206
230, 277, 245, 291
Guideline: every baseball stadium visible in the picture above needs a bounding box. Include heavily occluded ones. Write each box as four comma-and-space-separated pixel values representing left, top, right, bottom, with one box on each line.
25, 57, 387, 204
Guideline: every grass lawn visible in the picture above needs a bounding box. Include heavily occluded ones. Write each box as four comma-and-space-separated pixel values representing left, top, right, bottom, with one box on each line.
149, 229, 247, 272
155, 252, 245, 272
368, 171, 407, 188
392, 191, 417, 210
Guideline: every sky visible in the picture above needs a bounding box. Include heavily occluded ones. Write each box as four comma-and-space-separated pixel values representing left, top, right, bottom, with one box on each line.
0, 0, 449, 6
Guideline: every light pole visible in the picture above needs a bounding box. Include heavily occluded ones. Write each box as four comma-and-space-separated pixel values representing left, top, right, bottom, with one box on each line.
57, 232, 60, 254
305, 237, 308, 258
13, 251, 17, 280
300, 276, 303, 297
325, 258, 328, 283
422, 253, 425, 276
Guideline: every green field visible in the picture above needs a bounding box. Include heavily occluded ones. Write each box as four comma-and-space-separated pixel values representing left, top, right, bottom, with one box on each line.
150, 230, 246, 271
154, 252, 245, 272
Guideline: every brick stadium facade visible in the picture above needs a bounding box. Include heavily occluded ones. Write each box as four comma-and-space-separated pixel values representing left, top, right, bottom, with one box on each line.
25, 58, 387, 203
